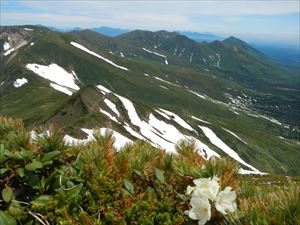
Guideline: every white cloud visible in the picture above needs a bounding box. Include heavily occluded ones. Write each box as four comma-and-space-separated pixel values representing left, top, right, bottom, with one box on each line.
17, 0, 300, 16
1, 0, 299, 40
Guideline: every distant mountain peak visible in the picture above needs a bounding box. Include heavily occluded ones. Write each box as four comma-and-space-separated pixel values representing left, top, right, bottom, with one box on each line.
223, 36, 245, 44
222, 36, 260, 54
91, 26, 131, 37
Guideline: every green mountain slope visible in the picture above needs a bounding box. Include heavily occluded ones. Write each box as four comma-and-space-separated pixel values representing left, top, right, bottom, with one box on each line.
0, 25, 299, 175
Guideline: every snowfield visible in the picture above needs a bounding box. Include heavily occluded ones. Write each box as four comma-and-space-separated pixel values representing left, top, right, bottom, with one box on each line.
154, 77, 180, 87
95, 85, 219, 159
97, 84, 112, 94
189, 52, 193, 63
259, 115, 282, 125
142, 48, 168, 64
64, 84, 264, 166
4, 48, 15, 56
215, 53, 221, 68
160, 85, 169, 90
70, 42, 129, 71
50, 83, 73, 96
191, 116, 210, 124
104, 99, 120, 116
239, 168, 267, 175
100, 108, 120, 123
158, 108, 194, 131
64, 128, 132, 149
188, 90, 207, 99
13, 78, 28, 88
223, 128, 248, 145
26, 63, 80, 94
3, 42, 10, 51
199, 125, 262, 173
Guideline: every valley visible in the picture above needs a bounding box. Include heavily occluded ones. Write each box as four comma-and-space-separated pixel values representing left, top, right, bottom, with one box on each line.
0, 25, 299, 176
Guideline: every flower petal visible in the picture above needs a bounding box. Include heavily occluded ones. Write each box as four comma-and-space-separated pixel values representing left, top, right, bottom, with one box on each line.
188, 197, 211, 224
215, 187, 237, 215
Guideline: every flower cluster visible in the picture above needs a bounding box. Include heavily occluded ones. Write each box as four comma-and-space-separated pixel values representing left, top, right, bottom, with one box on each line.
186, 176, 237, 225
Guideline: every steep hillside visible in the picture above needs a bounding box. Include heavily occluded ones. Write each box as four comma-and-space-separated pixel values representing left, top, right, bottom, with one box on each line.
1, 116, 299, 225
0, 25, 299, 175
72, 29, 300, 125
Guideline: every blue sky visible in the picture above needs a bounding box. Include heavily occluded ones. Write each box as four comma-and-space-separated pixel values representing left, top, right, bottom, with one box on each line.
1, 0, 299, 44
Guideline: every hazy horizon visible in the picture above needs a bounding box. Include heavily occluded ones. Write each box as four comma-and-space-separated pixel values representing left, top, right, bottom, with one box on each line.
1, 0, 299, 45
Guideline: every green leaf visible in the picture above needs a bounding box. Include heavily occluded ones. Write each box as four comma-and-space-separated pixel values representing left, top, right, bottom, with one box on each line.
2, 186, 13, 203
133, 169, 142, 177
123, 179, 135, 195
41, 151, 60, 162
30, 195, 50, 207
0, 168, 10, 175
4, 150, 14, 158
8, 201, 25, 217
176, 193, 187, 200
75, 153, 84, 170
26, 171, 39, 187
15, 152, 24, 160
25, 161, 43, 171
0, 211, 17, 225
64, 183, 83, 198
16, 168, 25, 178
42, 160, 53, 166
20, 149, 33, 159
154, 168, 165, 182
0, 144, 6, 162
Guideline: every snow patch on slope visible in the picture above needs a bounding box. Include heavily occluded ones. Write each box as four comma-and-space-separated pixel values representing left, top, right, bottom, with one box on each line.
154, 77, 180, 87
4, 48, 15, 56
259, 115, 282, 125
188, 90, 207, 99
142, 47, 168, 64
97, 85, 111, 94
100, 108, 119, 123
78, 84, 219, 159
239, 168, 266, 175
104, 99, 120, 116
215, 53, 221, 68
13, 78, 28, 88
70, 42, 128, 71
191, 116, 210, 124
189, 52, 193, 63
26, 63, 80, 94
199, 126, 262, 173
3, 42, 10, 51
223, 128, 248, 145
124, 124, 145, 139
158, 108, 194, 131
50, 83, 73, 95
115, 91, 218, 159
160, 85, 169, 90
64, 128, 132, 149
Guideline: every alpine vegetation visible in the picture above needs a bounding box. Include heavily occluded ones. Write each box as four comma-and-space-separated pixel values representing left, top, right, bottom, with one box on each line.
0, 18, 299, 224
0, 116, 299, 225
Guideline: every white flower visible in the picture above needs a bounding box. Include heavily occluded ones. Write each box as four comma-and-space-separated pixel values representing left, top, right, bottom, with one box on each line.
192, 176, 220, 201
188, 196, 211, 225
186, 185, 196, 195
215, 186, 237, 215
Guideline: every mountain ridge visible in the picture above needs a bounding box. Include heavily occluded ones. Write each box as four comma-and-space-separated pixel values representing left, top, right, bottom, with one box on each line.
0, 25, 299, 175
